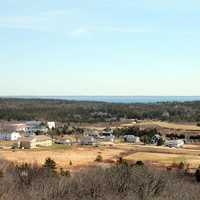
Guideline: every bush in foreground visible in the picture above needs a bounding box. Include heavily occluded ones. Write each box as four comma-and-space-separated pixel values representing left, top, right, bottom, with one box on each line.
95, 155, 103, 162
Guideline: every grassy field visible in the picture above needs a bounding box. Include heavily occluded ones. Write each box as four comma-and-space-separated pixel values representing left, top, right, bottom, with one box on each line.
0, 145, 125, 170
80, 120, 200, 132
1, 143, 200, 170
138, 120, 200, 131
124, 152, 200, 168
0, 141, 15, 146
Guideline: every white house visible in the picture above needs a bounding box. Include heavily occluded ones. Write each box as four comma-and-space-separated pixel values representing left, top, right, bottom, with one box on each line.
0, 132, 21, 141
165, 139, 184, 148
98, 131, 115, 142
47, 122, 56, 130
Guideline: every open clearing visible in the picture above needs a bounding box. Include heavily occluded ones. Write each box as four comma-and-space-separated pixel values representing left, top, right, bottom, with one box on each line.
1, 143, 200, 170
0, 145, 126, 170
80, 120, 200, 132
124, 152, 200, 168
138, 121, 200, 131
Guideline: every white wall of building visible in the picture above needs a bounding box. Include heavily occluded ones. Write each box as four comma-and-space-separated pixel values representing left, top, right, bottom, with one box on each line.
47, 122, 56, 129
0, 132, 21, 141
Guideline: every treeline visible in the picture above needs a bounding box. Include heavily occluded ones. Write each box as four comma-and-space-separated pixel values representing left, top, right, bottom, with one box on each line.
1, 98, 200, 122
0, 158, 200, 200
113, 127, 159, 137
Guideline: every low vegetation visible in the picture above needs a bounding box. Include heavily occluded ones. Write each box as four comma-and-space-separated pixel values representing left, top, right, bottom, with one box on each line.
0, 158, 200, 200
95, 155, 103, 162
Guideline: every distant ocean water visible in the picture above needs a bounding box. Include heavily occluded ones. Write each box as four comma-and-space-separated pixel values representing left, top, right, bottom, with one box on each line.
3, 96, 200, 104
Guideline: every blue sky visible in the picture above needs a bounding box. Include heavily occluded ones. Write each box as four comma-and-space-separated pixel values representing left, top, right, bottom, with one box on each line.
0, 0, 200, 96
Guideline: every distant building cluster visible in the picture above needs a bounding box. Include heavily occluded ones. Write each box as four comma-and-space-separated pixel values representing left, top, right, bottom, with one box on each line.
0, 121, 56, 149
0, 120, 186, 150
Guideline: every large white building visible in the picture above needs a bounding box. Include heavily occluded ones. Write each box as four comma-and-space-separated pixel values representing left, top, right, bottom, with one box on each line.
47, 122, 56, 130
0, 132, 21, 141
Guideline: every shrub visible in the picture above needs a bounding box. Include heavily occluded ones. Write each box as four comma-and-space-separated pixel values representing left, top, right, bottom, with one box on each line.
0, 170, 3, 178
43, 158, 56, 169
157, 138, 165, 146
143, 135, 151, 144
13, 163, 42, 186
95, 155, 103, 162
43, 158, 57, 174
60, 168, 71, 177
195, 167, 200, 182
135, 160, 144, 166
171, 162, 178, 168
117, 157, 128, 166
69, 160, 73, 166
178, 162, 185, 170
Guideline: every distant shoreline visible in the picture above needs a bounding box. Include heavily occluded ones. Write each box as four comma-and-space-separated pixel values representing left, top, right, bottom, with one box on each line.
1, 96, 200, 104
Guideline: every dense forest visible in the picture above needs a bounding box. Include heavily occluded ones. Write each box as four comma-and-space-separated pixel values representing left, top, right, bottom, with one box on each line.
0, 98, 200, 122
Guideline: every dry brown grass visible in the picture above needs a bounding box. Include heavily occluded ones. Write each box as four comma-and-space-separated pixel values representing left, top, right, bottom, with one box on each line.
0, 146, 125, 170
139, 120, 200, 131
0, 140, 15, 146
1, 142, 200, 170
124, 152, 200, 168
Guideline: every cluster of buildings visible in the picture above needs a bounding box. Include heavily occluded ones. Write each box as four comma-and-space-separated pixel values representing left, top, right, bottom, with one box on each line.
80, 128, 115, 145
123, 133, 185, 148
70, 127, 185, 148
0, 120, 185, 149
0, 121, 56, 149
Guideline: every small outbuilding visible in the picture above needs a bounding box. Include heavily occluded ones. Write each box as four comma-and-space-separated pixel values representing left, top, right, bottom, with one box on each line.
80, 136, 96, 145
98, 130, 115, 142
165, 139, 184, 148
124, 135, 140, 143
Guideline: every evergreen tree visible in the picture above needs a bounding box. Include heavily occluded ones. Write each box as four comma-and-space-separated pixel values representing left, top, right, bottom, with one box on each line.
43, 158, 57, 174
195, 168, 200, 182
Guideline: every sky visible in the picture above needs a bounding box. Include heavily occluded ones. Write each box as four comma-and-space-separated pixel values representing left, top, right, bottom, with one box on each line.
0, 0, 200, 96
